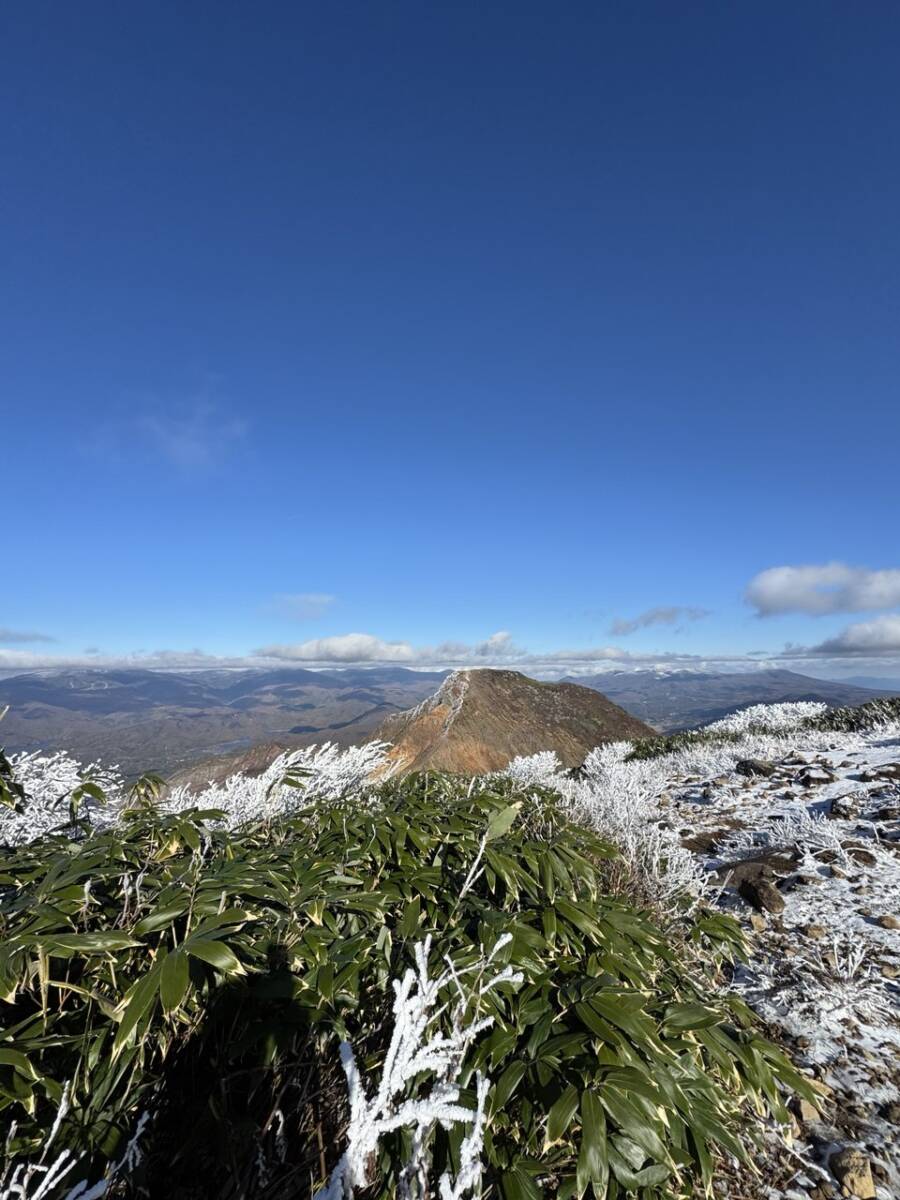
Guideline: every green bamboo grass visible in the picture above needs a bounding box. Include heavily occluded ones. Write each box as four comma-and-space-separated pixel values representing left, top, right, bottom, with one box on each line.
0, 772, 811, 1198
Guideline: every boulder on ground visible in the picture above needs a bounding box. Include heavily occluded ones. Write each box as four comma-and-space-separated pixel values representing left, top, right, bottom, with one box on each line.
735, 758, 776, 778
739, 877, 786, 914
716, 849, 798, 886
828, 1146, 875, 1199
799, 766, 836, 786
828, 794, 861, 820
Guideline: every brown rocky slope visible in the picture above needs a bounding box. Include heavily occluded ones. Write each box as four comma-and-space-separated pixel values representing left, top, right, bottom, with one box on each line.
372, 668, 654, 776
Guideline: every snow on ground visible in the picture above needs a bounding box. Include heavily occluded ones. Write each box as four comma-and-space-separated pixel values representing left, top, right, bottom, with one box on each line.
650, 729, 900, 1200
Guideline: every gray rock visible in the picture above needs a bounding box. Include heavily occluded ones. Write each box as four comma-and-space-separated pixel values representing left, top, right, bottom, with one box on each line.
716, 849, 798, 886
801, 923, 827, 940
735, 758, 776, 778
828, 794, 861, 820
799, 766, 836, 786
739, 876, 786, 914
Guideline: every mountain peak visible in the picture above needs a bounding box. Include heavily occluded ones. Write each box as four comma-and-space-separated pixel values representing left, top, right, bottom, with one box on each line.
373, 668, 653, 776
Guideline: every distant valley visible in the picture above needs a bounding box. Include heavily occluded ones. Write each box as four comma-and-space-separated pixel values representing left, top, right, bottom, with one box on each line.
0, 667, 445, 776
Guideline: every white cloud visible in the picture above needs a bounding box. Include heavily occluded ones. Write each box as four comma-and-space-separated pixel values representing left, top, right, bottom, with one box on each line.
136, 403, 247, 470
254, 631, 697, 672
807, 614, 900, 657
0, 628, 55, 644
0, 648, 244, 673
270, 593, 336, 621
609, 606, 710, 636
90, 398, 248, 472
0, 630, 821, 677
476, 630, 516, 655
746, 563, 900, 617
255, 633, 418, 664
255, 631, 533, 667
431, 631, 525, 660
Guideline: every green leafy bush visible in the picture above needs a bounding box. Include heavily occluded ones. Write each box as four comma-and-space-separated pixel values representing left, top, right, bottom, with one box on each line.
624, 729, 741, 762
804, 695, 900, 733
0, 773, 810, 1198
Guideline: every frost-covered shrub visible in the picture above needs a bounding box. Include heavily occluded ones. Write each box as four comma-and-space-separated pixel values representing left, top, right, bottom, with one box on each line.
499, 742, 707, 908
0, 1097, 149, 1200
496, 692, 899, 910
541, 702, 881, 908
498, 747, 706, 906
626, 701, 839, 763
0, 758, 809, 1200
743, 936, 896, 1066
706, 702, 828, 736
162, 741, 390, 827
0, 743, 390, 846
0, 752, 123, 847
559, 749, 708, 907
500, 751, 563, 789
624, 728, 741, 762
582, 740, 631, 774
718, 810, 849, 866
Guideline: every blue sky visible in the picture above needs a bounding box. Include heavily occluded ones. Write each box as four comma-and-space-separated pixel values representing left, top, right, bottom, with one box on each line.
3, 2, 899, 678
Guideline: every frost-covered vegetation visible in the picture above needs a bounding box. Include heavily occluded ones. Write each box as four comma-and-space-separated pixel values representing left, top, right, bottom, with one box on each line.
717, 809, 850, 865
618, 697, 893, 769
706, 701, 828, 735
496, 700, 899, 914
501, 746, 708, 909
0, 751, 123, 847
314, 934, 521, 1200
5, 697, 896, 1198
804, 694, 900, 733
0, 728, 816, 1200
0, 742, 390, 848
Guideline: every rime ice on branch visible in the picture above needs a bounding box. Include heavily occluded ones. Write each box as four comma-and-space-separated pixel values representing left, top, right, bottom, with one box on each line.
314, 935, 522, 1200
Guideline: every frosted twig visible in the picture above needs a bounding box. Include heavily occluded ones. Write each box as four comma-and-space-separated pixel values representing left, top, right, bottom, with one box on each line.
314, 936, 522, 1200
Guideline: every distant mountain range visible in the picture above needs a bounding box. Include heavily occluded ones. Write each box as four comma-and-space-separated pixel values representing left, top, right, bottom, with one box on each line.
563, 668, 896, 731
374, 669, 653, 776
1, 665, 895, 777
839, 675, 900, 692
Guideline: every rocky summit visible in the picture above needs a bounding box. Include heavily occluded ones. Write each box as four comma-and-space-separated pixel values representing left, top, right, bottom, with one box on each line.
372, 668, 654, 776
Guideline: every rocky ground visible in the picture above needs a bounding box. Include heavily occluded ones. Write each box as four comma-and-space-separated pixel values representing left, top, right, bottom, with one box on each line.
657, 733, 900, 1200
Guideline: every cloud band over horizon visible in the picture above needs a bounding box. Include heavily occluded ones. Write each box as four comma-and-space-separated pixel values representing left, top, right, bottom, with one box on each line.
6, 562, 900, 678
3, 627, 900, 679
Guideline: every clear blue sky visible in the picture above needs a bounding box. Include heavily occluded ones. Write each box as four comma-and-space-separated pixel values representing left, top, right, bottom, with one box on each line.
3, 2, 899, 677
